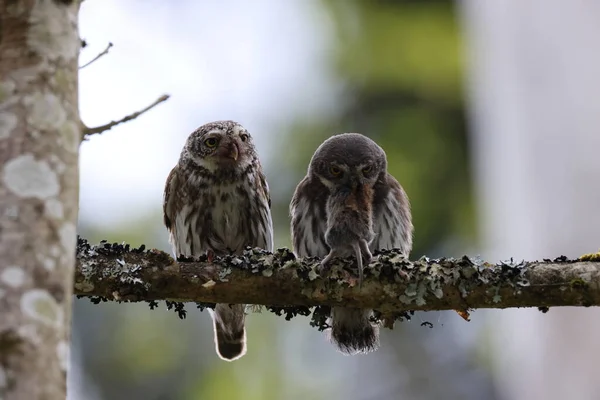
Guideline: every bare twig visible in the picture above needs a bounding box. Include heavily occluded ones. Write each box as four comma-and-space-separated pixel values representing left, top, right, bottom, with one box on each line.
75, 237, 600, 317
82, 94, 170, 138
79, 42, 113, 69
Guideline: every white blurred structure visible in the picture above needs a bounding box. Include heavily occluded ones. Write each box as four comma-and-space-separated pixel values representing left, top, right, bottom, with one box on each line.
460, 1, 600, 399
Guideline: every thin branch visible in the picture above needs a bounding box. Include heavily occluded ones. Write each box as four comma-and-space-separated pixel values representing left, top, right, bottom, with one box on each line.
75, 237, 600, 320
81, 94, 170, 138
79, 42, 113, 69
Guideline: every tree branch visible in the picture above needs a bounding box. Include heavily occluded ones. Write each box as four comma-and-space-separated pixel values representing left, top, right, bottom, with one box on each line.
81, 94, 170, 139
75, 238, 600, 322
79, 42, 113, 69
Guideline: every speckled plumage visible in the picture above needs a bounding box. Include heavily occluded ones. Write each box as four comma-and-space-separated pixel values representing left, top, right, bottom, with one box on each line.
163, 120, 273, 361
290, 133, 413, 355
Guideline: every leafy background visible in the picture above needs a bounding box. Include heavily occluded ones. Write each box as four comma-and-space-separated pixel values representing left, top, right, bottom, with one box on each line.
74, 1, 496, 399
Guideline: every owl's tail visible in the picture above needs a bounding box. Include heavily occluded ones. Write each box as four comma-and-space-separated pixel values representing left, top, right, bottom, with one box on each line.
211, 303, 247, 361
329, 307, 379, 355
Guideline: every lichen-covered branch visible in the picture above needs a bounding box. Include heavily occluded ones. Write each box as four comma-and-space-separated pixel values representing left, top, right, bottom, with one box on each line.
75, 238, 600, 324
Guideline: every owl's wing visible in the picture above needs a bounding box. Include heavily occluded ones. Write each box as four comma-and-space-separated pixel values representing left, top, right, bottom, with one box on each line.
163, 165, 180, 232
163, 166, 178, 231
163, 165, 191, 257
289, 176, 330, 258
258, 171, 272, 209
371, 173, 413, 255
255, 170, 274, 252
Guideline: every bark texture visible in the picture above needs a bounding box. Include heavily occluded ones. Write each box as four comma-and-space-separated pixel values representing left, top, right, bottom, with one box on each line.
0, 1, 80, 399
75, 238, 600, 314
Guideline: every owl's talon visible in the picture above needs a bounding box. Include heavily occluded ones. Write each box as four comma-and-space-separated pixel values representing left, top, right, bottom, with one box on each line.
320, 251, 336, 273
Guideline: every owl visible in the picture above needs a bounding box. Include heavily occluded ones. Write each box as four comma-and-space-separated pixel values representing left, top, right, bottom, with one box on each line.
163, 120, 273, 361
290, 133, 413, 354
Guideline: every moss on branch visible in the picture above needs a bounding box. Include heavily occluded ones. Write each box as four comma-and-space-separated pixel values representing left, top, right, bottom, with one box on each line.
75, 237, 600, 328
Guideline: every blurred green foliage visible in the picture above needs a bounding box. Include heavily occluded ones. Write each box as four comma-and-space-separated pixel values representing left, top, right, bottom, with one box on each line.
328, 0, 464, 98
273, 0, 474, 258
75, 1, 483, 399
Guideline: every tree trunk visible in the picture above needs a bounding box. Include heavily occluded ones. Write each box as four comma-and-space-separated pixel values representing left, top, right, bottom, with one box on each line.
0, 1, 81, 399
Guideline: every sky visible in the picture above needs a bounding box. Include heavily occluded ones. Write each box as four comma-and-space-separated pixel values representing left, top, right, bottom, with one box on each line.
78, 0, 338, 230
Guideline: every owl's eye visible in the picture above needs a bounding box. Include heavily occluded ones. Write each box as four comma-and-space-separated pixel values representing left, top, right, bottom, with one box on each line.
204, 137, 219, 148
239, 133, 249, 142
329, 165, 342, 176
362, 165, 372, 174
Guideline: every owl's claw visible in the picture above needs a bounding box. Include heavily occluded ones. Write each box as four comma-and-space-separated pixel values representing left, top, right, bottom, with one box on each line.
320, 252, 334, 273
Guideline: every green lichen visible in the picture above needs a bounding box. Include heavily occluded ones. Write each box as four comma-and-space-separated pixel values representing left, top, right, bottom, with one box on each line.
382, 284, 396, 298
218, 267, 232, 281
0, 80, 16, 103
54, 69, 70, 92
73, 280, 94, 292
0, 86, 8, 103
60, 120, 80, 153
261, 268, 273, 277
21, 289, 62, 327
579, 250, 600, 262
570, 278, 588, 289
146, 248, 175, 267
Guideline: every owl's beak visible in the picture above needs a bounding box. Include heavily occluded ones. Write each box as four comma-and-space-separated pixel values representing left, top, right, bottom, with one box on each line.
229, 143, 239, 161
348, 175, 373, 198
222, 141, 239, 161
340, 179, 358, 195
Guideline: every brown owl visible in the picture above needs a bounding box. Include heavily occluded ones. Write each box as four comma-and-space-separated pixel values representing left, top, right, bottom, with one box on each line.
290, 133, 413, 354
163, 120, 273, 361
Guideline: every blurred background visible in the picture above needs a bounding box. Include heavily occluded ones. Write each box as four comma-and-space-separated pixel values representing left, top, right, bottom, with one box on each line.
73, 1, 600, 399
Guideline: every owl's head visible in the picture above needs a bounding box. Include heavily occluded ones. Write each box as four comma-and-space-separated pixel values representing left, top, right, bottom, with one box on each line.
308, 133, 387, 191
182, 120, 257, 171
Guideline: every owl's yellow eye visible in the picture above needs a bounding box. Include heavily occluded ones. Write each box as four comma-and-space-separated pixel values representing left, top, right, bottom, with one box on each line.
239, 134, 249, 142
329, 165, 342, 176
362, 165, 372, 174
204, 137, 218, 148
